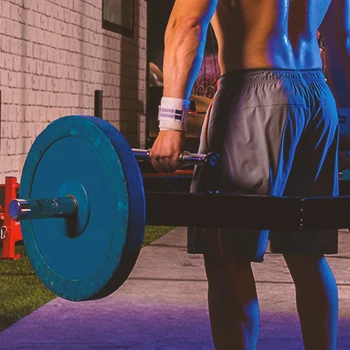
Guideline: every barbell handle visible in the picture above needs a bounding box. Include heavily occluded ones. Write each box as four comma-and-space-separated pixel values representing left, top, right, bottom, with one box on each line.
9, 197, 77, 221
132, 149, 219, 167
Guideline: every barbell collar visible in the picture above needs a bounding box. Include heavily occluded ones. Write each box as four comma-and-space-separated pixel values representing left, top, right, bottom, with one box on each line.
132, 148, 151, 159
132, 149, 219, 167
9, 197, 77, 221
180, 151, 219, 167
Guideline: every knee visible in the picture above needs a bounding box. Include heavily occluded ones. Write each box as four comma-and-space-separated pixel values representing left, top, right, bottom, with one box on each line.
283, 254, 320, 284
204, 254, 252, 277
283, 253, 324, 270
283, 254, 336, 288
203, 254, 254, 292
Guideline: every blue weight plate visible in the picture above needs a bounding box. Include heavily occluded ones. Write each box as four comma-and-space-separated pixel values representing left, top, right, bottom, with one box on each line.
20, 115, 145, 301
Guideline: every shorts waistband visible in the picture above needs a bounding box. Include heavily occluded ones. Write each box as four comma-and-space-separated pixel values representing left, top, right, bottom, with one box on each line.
219, 68, 325, 86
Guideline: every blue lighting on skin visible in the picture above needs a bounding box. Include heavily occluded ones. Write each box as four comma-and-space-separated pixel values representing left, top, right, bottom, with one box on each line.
242, 297, 260, 349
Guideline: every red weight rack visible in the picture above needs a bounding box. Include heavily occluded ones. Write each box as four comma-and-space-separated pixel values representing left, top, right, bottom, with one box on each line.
0, 177, 21, 260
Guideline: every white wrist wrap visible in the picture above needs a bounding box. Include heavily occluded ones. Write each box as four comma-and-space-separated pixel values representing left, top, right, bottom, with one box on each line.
338, 107, 350, 137
158, 97, 190, 132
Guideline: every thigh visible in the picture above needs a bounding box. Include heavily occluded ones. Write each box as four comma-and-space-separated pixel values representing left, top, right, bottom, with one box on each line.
270, 101, 339, 255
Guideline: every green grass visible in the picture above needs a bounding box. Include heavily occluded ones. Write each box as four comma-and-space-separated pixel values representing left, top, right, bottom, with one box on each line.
0, 226, 173, 332
142, 226, 173, 246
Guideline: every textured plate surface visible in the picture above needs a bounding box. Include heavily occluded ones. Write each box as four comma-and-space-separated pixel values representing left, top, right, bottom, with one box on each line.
20, 115, 145, 301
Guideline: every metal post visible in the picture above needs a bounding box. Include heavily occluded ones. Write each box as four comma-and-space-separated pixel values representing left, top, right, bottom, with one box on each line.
94, 90, 103, 119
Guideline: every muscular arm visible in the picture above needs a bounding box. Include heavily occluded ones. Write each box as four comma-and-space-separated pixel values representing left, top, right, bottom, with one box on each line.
320, 0, 350, 163
149, 0, 218, 173
163, 0, 218, 99
320, 0, 350, 107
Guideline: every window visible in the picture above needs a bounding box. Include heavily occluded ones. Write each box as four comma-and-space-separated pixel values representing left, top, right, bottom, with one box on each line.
102, 0, 134, 38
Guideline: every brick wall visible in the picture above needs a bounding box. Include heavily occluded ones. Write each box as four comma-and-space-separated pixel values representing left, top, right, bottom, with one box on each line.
0, 0, 147, 182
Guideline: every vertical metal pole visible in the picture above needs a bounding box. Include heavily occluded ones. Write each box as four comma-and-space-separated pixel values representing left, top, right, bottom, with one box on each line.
94, 90, 103, 119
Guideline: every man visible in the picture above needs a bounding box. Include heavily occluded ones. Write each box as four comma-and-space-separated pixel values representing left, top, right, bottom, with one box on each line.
149, 1, 350, 349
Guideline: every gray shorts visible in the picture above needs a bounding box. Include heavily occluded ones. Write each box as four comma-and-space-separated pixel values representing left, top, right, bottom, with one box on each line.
188, 69, 339, 262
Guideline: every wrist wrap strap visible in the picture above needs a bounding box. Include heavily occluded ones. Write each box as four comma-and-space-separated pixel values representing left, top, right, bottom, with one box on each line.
158, 97, 190, 132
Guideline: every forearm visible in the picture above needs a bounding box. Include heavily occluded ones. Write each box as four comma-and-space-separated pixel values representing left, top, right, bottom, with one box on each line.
321, 0, 350, 107
157, 0, 217, 132
163, 17, 209, 99
324, 35, 350, 107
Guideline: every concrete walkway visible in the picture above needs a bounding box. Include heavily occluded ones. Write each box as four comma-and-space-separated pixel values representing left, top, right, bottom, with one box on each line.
0, 228, 349, 349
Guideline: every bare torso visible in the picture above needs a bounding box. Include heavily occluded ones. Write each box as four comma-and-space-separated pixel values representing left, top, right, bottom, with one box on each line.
211, 0, 332, 73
